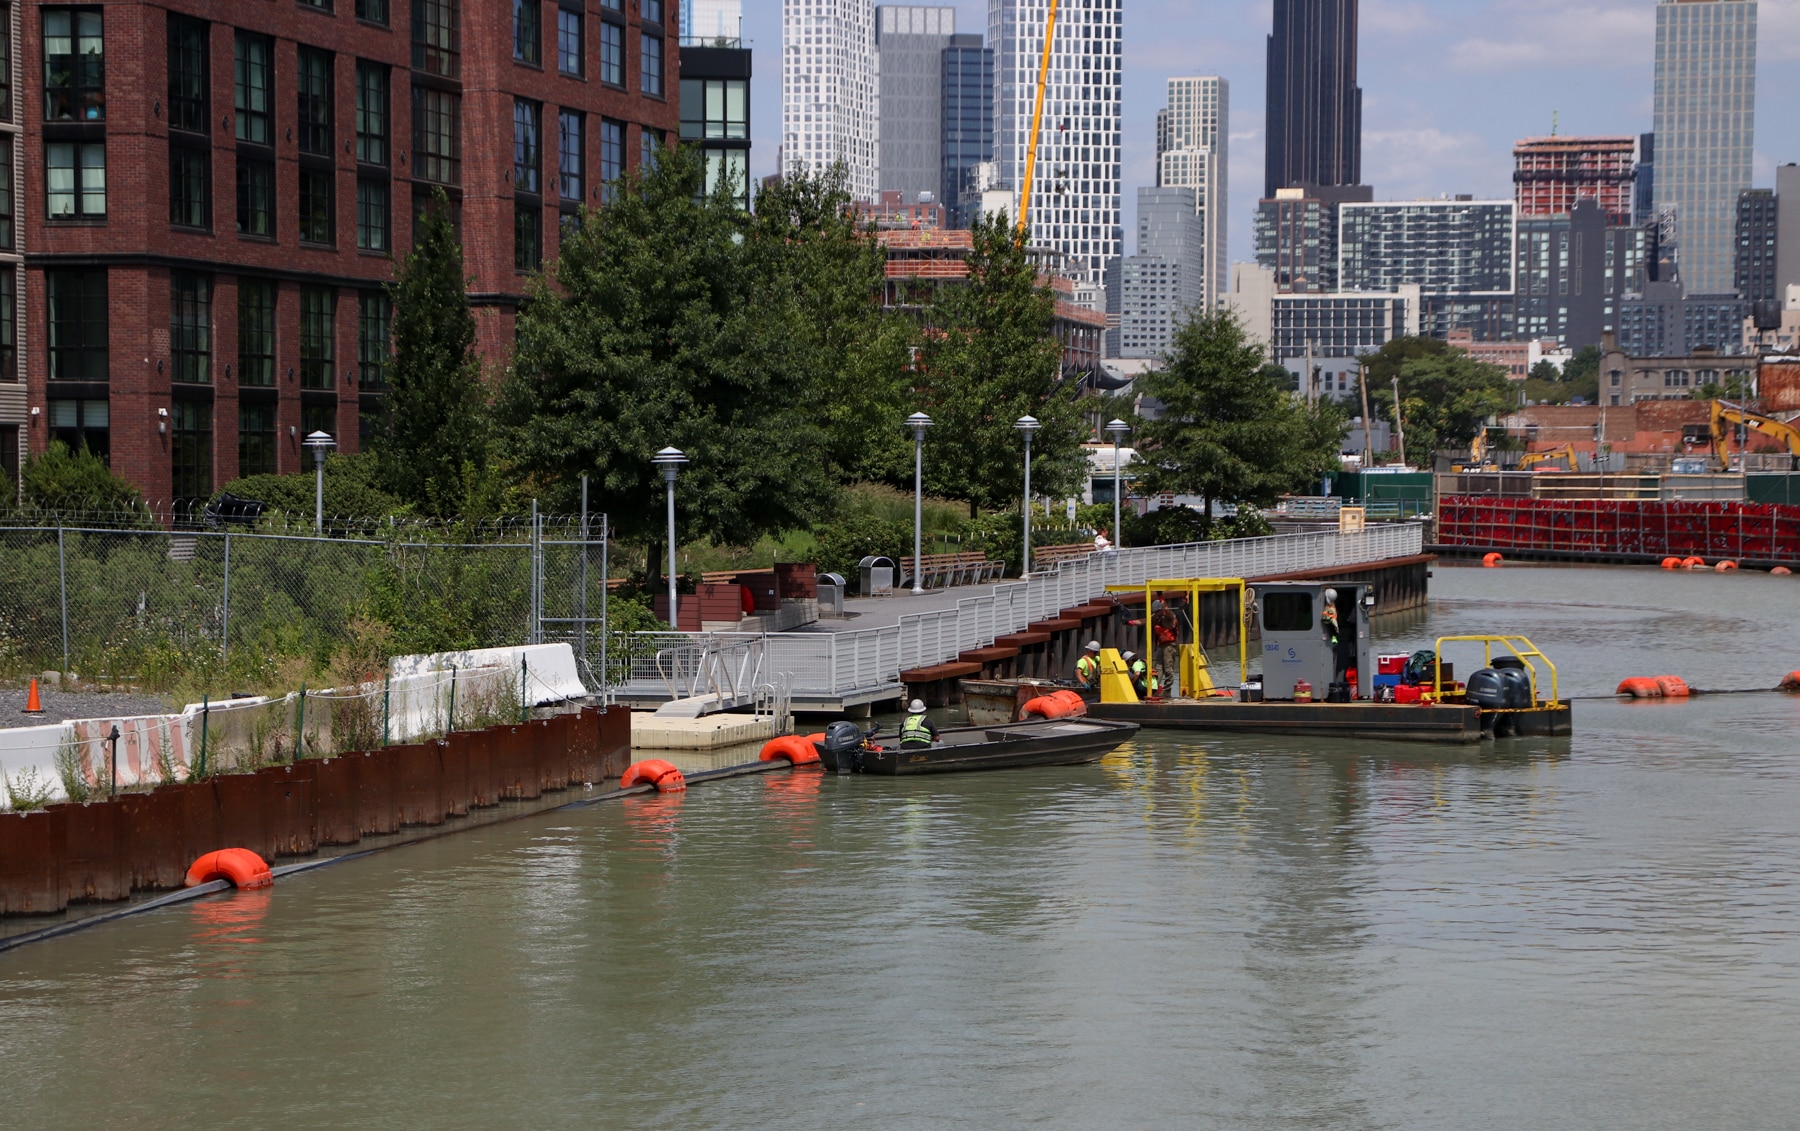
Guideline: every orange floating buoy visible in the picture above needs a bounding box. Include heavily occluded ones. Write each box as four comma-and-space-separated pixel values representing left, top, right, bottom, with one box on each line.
1774, 567, 1794, 576
622, 759, 687, 792
22, 677, 44, 716
1660, 557, 1682, 570
1021, 689, 1088, 720
185, 848, 274, 890
759, 735, 823, 767
1483, 552, 1504, 568
1682, 556, 1706, 570
1780, 672, 1800, 692
1616, 677, 1660, 699
1716, 561, 1738, 572
1654, 675, 1692, 698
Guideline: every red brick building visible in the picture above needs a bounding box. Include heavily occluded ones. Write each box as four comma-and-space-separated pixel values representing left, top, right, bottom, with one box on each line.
14, 0, 678, 508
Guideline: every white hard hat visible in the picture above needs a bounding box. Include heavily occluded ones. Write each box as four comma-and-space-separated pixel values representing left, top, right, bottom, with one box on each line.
908, 700, 927, 714
1122, 651, 1138, 662
1085, 640, 1101, 652
1324, 588, 1338, 602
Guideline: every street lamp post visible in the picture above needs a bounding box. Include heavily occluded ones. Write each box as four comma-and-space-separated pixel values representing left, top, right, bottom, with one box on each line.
1105, 418, 1130, 550
1016, 416, 1040, 578
651, 447, 688, 630
906, 412, 934, 594
302, 431, 336, 533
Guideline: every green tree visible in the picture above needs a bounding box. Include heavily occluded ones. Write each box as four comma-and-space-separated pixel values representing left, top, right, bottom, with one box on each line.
500, 145, 842, 581
216, 452, 407, 521
1562, 344, 1602, 403
374, 188, 489, 516
11, 441, 151, 522
916, 210, 1086, 517
1362, 337, 1513, 456
1135, 310, 1344, 532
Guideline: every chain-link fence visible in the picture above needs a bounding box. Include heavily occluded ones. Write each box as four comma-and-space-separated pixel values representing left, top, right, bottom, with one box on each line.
0, 516, 621, 690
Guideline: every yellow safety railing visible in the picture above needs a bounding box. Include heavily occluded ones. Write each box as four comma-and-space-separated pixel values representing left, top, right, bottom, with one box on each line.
1433, 635, 1561, 708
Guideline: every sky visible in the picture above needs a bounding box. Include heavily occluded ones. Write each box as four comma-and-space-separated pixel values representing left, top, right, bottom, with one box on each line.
741, 0, 1800, 267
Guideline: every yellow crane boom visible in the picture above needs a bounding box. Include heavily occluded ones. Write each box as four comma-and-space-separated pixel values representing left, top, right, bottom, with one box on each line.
1712, 400, 1800, 470
1015, 0, 1059, 242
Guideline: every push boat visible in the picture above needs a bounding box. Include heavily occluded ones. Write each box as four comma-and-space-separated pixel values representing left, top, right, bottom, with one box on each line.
815, 717, 1139, 775
962, 578, 1572, 746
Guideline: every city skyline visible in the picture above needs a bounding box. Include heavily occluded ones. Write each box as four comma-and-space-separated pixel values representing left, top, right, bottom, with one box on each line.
749, 0, 1800, 270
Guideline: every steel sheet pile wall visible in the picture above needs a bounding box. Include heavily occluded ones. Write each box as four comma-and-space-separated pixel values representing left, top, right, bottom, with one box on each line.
0, 707, 630, 918
1439, 497, 1800, 563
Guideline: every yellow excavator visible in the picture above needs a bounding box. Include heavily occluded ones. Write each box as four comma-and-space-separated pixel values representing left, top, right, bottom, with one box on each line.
1519, 443, 1581, 472
1711, 400, 1800, 471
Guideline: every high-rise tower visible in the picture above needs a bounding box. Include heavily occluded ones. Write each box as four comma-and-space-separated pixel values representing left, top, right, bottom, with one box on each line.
1264, 0, 1361, 198
1653, 0, 1757, 295
991, 0, 1123, 288
875, 6, 956, 204
783, 0, 878, 201
1155, 77, 1229, 309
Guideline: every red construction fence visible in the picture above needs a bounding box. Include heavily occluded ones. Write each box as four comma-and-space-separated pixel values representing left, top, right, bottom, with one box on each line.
0, 707, 631, 917
1439, 496, 1800, 563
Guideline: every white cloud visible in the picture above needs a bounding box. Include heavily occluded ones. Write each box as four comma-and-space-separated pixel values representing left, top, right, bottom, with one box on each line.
1761, 0, 1800, 61
1448, 2, 1653, 74
1363, 127, 1508, 199
1362, 1, 1438, 37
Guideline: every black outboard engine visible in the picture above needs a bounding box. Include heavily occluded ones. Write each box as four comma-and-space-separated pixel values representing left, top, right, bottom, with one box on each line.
821, 720, 866, 774
1466, 667, 1534, 710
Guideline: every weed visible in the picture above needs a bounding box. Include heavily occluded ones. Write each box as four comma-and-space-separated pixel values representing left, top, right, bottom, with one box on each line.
53, 734, 92, 803
3, 765, 56, 812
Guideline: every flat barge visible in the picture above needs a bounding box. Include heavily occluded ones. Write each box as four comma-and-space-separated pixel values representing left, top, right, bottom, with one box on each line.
1086, 698, 1570, 743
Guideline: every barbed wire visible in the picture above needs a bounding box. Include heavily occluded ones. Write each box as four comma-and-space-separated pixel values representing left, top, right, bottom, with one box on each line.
0, 497, 608, 543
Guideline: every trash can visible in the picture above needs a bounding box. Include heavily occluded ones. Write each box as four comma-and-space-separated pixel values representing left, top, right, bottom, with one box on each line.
858, 556, 896, 598
818, 572, 847, 618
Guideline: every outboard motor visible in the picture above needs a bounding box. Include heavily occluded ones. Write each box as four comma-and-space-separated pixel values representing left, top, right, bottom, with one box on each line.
821, 720, 866, 774
1466, 667, 1534, 710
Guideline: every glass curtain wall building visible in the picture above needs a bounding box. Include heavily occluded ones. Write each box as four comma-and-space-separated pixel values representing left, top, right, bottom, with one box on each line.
1653, 0, 1757, 296
1155, 77, 1228, 308
940, 34, 992, 228
874, 6, 954, 205
1265, 0, 1360, 198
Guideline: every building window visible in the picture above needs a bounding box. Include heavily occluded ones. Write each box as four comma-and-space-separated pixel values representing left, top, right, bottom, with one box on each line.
642, 0, 661, 20
170, 401, 212, 502
640, 33, 662, 96
238, 279, 276, 387
557, 7, 581, 76
599, 0, 621, 9
558, 109, 583, 200
169, 274, 210, 384
46, 141, 105, 219
234, 32, 272, 145
702, 149, 747, 207
358, 291, 390, 390
49, 399, 108, 462
355, 61, 389, 166
237, 158, 274, 237
299, 0, 333, 10
300, 287, 335, 389
640, 128, 660, 172
599, 21, 623, 86
599, 118, 623, 202
47, 269, 107, 382
681, 78, 747, 140
356, 0, 389, 24
167, 15, 207, 133
513, 99, 540, 193
412, 0, 459, 78
299, 167, 333, 245
0, 10, 12, 119
0, 269, 16, 381
514, 0, 540, 65
238, 402, 277, 477
297, 47, 332, 155
301, 401, 336, 439
357, 178, 389, 251
411, 84, 460, 184
43, 8, 104, 122
0, 145, 12, 249
170, 145, 208, 229
515, 202, 541, 271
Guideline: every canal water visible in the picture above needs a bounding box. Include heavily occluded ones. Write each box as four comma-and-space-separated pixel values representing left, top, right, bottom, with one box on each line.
3, 565, 1799, 1129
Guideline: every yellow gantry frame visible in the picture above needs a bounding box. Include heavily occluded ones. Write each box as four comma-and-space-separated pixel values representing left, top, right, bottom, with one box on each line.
1433, 635, 1562, 709
1104, 578, 1250, 702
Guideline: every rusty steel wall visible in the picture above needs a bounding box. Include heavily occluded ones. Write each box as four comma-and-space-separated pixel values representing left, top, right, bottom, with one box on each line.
0, 709, 633, 918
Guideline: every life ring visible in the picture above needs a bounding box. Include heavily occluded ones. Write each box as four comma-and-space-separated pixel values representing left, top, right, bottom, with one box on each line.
1483, 552, 1504, 568
759, 735, 823, 767
1021, 689, 1088, 720
1682, 556, 1706, 570
1661, 557, 1682, 570
621, 759, 687, 792
1716, 561, 1738, 572
185, 848, 274, 890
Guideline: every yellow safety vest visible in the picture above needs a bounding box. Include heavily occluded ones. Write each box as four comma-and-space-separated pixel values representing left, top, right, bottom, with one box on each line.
901, 714, 935, 747
1076, 655, 1100, 684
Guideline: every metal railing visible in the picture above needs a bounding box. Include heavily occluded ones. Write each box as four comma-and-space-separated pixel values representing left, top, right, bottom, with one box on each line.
618, 526, 1424, 701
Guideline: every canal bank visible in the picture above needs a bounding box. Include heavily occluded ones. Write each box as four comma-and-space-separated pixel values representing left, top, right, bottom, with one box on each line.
3, 564, 1800, 1128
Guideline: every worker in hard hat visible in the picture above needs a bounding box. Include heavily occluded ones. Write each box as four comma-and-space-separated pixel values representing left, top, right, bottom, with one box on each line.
1076, 641, 1103, 689
900, 700, 940, 749
1322, 588, 1350, 688
1123, 650, 1156, 699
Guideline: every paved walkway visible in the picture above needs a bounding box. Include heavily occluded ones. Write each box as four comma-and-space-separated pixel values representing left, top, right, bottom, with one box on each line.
801, 581, 1018, 633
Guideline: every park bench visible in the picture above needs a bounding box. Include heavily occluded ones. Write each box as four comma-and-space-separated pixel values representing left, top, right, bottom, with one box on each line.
1029, 543, 1098, 574
900, 551, 1005, 589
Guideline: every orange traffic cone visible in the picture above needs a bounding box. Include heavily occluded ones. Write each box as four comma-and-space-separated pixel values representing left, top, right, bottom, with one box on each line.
22, 678, 44, 716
